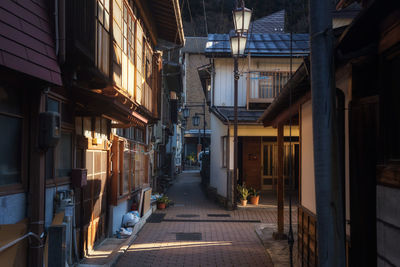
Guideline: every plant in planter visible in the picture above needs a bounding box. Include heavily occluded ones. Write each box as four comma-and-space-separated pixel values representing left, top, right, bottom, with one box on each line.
237, 184, 249, 206
156, 195, 171, 210
249, 188, 260, 205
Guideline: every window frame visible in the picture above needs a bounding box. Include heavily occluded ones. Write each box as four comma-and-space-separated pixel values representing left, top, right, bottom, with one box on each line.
45, 96, 75, 187
0, 85, 28, 195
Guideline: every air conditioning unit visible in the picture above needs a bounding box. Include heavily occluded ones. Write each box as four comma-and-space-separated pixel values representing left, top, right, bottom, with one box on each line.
54, 190, 75, 266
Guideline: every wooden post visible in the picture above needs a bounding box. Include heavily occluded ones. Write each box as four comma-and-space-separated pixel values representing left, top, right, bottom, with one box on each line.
28, 91, 45, 266
274, 123, 287, 239
309, 0, 346, 265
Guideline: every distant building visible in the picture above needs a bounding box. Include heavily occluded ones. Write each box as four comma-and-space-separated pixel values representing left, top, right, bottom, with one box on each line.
251, 10, 285, 33
203, 32, 309, 207
180, 37, 211, 165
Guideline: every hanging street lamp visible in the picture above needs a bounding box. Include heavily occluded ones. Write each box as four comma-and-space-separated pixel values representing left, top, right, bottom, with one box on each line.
230, 0, 251, 209
232, 1, 252, 35
182, 107, 190, 119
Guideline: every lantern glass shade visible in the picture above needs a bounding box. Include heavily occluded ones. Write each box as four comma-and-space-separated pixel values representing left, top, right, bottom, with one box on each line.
192, 115, 200, 127
182, 107, 190, 119
230, 34, 247, 57
233, 6, 252, 34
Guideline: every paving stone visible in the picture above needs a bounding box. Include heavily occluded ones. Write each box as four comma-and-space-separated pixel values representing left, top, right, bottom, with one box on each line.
115, 171, 296, 267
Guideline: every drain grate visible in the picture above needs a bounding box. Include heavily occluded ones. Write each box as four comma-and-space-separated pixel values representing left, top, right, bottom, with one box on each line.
176, 232, 202, 241
164, 219, 261, 223
176, 214, 200, 218
207, 214, 231, 217
147, 213, 166, 223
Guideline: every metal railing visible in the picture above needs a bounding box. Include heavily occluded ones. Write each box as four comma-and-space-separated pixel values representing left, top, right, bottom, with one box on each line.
0, 232, 42, 254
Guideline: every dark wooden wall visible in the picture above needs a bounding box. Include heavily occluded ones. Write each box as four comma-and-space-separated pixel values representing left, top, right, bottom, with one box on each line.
298, 205, 318, 267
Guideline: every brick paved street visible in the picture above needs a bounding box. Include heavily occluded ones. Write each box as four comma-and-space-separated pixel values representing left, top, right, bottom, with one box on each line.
116, 171, 296, 267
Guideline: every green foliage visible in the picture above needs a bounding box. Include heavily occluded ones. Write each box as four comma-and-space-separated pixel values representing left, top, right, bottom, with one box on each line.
157, 195, 171, 204
237, 184, 249, 200
186, 153, 196, 163
248, 187, 259, 197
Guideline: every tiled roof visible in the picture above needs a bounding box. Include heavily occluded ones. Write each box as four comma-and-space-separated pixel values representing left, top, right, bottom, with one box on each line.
205, 33, 309, 57
0, 0, 62, 85
181, 37, 208, 53
250, 10, 285, 34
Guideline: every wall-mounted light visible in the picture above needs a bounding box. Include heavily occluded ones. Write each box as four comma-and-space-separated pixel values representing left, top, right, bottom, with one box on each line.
182, 107, 190, 119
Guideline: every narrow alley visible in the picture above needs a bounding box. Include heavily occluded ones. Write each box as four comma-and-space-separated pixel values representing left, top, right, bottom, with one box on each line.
116, 171, 293, 266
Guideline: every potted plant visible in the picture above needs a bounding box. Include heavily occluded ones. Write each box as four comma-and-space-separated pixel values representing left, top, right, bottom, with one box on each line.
157, 195, 171, 210
249, 188, 260, 205
237, 184, 249, 206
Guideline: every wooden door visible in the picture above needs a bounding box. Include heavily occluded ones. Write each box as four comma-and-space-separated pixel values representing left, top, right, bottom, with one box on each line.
349, 96, 378, 266
242, 137, 261, 190
261, 142, 277, 190
83, 149, 108, 253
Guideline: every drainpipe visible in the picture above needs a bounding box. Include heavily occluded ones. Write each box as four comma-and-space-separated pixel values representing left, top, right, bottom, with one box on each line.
54, 0, 59, 56
58, 0, 66, 64
309, 0, 346, 266
336, 89, 346, 234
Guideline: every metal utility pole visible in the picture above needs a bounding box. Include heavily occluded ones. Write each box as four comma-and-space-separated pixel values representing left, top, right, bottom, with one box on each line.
309, 0, 346, 266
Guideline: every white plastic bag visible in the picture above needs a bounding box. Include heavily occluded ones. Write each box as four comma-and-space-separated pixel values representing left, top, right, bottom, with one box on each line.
122, 212, 140, 227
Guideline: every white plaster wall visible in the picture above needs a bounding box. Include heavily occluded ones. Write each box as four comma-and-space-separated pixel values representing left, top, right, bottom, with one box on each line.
300, 100, 316, 214
210, 113, 228, 197
213, 57, 303, 107
0, 193, 26, 224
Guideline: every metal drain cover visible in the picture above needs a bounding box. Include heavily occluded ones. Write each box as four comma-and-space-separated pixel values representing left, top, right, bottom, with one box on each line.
207, 214, 231, 217
147, 213, 166, 223
176, 232, 202, 241
176, 214, 200, 218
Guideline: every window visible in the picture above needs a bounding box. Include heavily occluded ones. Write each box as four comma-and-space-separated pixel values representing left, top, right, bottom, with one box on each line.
221, 136, 227, 168
96, 0, 110, 75
56, 132, 72, 177
123, 4, 134, 62
45, 97, 73, 181
0, 86, 23, 186
258, 72, 290, 98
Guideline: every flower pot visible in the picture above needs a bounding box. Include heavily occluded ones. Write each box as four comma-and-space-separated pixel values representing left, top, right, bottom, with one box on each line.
249, 195, 260, 205
241, 199, 247, 206
157, 202, 166, 209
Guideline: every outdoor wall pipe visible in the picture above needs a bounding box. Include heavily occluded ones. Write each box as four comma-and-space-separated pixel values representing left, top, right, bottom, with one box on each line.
54, 0, 59, 55
59, 0, 66, 64
0, 232, 42, 254
309, 0, 346, 266
336, 88, 346, 232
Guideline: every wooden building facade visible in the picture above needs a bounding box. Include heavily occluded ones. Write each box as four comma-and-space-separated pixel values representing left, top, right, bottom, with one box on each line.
259, 0, 400, 266
0, 0, 184, 265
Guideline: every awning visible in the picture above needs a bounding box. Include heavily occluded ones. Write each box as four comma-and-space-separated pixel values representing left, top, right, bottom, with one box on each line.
72, 85, 150, 127
197, 64, 212, 100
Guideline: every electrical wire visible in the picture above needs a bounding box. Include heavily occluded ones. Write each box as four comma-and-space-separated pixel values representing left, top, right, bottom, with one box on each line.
288, 2, 295, 265
202, 0, 208, 35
